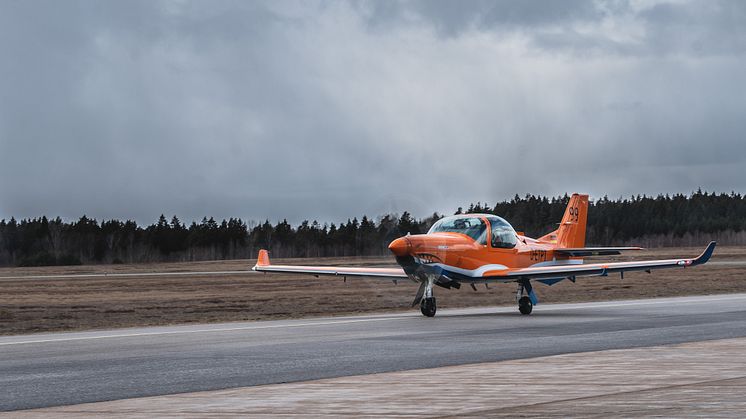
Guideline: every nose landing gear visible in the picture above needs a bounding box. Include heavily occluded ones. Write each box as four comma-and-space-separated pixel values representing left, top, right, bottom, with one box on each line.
414, 275, 437, 317
420, 296, 437, 317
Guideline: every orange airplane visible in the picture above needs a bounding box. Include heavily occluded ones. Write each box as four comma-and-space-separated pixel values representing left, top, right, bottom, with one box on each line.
253, 194, 715, 317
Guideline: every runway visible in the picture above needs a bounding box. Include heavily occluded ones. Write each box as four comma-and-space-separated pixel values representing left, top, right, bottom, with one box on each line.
2, 294, 746, 412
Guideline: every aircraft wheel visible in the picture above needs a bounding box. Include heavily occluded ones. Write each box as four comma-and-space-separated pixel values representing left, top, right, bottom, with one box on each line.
420, 297, 437, 317
518, 296, 533, 315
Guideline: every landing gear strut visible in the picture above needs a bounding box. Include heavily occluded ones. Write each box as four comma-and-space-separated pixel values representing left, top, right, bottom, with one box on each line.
516, 281, 534, 315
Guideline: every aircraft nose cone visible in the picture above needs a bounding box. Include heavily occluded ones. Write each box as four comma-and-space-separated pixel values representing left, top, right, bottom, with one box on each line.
388, 237, 412, 256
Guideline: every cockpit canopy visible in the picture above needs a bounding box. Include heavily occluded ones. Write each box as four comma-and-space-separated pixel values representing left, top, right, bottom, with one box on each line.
428, 215, 487, 243
486, 215, 518, 249
428, 214, 517, 249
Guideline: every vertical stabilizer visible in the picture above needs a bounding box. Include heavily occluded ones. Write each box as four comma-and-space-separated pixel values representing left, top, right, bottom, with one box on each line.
539, 194, 589, 248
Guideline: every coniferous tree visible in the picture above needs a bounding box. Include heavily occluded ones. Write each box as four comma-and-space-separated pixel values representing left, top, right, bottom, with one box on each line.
1, 191, 745, 266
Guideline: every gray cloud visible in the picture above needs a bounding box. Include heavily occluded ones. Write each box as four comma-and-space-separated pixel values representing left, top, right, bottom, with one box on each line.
360, 0, 603, 35
1, 0, 745, 225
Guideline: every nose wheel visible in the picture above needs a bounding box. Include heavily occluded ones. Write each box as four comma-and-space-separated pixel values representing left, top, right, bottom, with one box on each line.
420, 297, 437, 317
413, 275, 437, 317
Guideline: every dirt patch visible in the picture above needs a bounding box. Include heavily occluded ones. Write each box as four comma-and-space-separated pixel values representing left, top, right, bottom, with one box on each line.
0, 246, 744, 335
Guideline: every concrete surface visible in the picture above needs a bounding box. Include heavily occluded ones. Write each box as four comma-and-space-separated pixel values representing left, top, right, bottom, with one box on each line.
9, 338, 746, 417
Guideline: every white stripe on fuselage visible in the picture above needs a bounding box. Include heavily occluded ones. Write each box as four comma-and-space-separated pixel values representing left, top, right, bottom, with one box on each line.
428, 263, 508, 277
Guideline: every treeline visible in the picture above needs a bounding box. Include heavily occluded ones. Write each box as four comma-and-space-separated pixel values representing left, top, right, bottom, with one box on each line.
1, 191, 744, 266
468, 190, 746, 248
0, 213, 435, 266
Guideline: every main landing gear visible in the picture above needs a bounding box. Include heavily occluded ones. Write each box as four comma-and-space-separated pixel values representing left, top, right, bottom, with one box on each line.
516, 281, 535, 315
518, 296, 532, 315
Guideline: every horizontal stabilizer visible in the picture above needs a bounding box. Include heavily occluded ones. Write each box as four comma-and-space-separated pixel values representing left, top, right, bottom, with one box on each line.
554, 247, 643, 257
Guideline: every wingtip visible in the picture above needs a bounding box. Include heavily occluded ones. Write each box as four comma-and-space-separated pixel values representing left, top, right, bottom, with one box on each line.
692, 241, 717, 266
254, 249, 270, 268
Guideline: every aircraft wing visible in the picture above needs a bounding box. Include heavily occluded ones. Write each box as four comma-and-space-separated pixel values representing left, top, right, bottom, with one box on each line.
479, 241, 716, 283
554, 247, 642, 257
252, 250, 408, 280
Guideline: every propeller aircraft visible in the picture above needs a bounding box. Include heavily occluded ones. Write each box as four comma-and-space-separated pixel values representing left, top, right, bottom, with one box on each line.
253, 194, 716, 317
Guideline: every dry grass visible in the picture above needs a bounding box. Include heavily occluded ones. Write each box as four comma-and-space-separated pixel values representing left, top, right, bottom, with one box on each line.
0, 246, 744, 335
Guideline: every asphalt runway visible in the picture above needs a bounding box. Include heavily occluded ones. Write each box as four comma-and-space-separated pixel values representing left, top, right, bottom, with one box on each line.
2, 294, 746, 412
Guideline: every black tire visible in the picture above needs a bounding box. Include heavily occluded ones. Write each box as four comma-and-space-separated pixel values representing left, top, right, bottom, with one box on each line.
518, 296, 533, 315
420, 297, 437, 317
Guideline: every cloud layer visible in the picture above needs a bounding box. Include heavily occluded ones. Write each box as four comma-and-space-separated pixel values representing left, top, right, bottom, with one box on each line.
1, 0, 745, 224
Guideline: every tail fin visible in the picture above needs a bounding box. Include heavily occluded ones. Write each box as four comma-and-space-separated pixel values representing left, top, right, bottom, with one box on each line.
539, 193, 589, 248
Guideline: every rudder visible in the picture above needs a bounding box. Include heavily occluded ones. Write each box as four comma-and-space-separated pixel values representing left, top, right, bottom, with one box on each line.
539, 193, 588, 248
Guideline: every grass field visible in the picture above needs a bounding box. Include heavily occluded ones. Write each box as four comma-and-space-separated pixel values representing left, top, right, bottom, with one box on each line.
1, 246, 745, 335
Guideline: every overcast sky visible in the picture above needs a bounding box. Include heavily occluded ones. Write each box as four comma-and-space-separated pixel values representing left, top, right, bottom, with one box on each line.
1, 0, 745, 225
